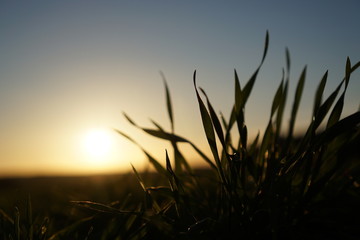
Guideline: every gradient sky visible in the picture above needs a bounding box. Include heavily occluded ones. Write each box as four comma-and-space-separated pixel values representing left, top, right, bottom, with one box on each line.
0, 0, 359, 177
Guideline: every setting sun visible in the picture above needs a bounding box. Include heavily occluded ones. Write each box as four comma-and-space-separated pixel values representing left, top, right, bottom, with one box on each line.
81, 128, 114, 164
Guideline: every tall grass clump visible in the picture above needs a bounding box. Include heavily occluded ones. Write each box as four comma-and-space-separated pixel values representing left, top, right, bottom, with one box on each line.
109, 34, 359, 239
3, 32, 358, 239
110, 32, 360, 239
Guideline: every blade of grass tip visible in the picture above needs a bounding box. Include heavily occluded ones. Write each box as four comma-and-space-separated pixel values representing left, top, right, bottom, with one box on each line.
261, 30, 270, 65
326, 58, 352, 129
142, 128, 186, 142
161, 71, 174, 133
312, 71, 328, 118
166, 150, 176, 181
276, 72, 288, 139
124, 113, 185, 143
131, 164, 146, 192
234, 69, 242, 114
114, 129, 167, 175
314, 60, 360, 129
344, 57, 351, 89
239, 31, 269, 110
271, 79, 284, 118
150, 119, 165, 131
200, 88, 226, 148
234, 69, 248, 147
287, 66, 306, 141
193, 72, 219, 162
285, 47, 291, 74
123, 112, 185, 143
314, 79, 343, 129
123, 112, 138, 127
228, 105, 237, 132
193, 71, 226, 183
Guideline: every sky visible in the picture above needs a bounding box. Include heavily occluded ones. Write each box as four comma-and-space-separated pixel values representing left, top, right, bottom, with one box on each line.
0, 0, 359, 177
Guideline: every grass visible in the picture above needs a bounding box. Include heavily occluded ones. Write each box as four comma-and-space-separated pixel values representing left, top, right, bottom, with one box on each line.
1, 32, 359, 239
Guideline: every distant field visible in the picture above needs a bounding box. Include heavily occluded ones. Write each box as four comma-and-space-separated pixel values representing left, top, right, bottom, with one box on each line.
0, 173, 143, 233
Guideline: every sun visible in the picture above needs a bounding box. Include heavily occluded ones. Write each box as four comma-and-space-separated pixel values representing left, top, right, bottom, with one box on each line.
81, 128, 114, 164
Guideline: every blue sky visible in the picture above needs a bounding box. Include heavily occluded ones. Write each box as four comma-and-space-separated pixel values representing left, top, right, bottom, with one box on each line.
0, 0, 359, 176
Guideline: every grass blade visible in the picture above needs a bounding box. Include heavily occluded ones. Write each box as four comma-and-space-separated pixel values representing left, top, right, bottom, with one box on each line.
276, 76, 288, 139
285, 47, 291, 74
287, 66, 306, 141
314, 60, 360, 129
131, 164, 146, 191
200, 88, 226, 148
326, 93, 344, 129
326, 58, 353, 128
114, 129, 167, 175
345, 57, 351, 89
261, 30, 269, 64
234, 69, 242, 114
161, 72, 174, 133
237, 31, 269, 111
312, 71, 328, 117
72, 200, 141, 215
314, 80, 343, 129
271, 79, 284, 118
193, 71, 226, 183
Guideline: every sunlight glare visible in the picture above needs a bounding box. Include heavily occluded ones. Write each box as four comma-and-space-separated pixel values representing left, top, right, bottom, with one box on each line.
82, 128, 114, 164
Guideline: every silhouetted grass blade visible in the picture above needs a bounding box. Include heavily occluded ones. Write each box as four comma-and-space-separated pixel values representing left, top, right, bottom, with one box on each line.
200, 88, 226, 149
285, 47, 290, 74
315, 60, 360, 129
240, 31, 269, 110
271, 79, 283, 117
313, 71, 328, 118
345, 57, 351, 89
131, 164, 146, 191
114, 129, 167, 175
193, 71, 226, 184
123, 112, 138, 127
314, 80, 343, 129
326, 93, 345, 129
276, 74, 288, 139
150, 119, 165, 131
326, 58, 354, 128
161, 72, 174, 133
193, 72, 218, 161
261, 30, 269, 64
72, 201, 141, 215
288, 66, 306, 140
234, 69, 242, 114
